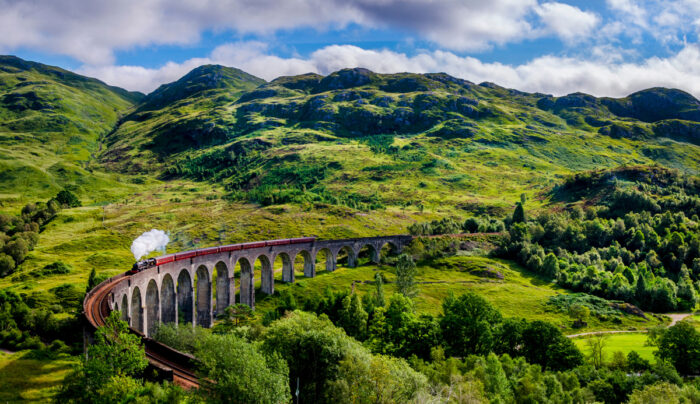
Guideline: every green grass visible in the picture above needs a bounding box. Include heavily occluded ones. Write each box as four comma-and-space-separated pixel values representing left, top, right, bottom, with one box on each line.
255, 255, 665, 333
573, 333, 656, 362
0, 351, 77, 402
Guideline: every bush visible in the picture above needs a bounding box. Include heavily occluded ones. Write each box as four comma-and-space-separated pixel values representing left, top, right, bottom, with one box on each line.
55, 189, 81, 208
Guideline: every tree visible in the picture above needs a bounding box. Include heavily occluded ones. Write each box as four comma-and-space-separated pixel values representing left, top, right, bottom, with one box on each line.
4, 238, 28, 265
338, 293, 368, 340
262, 311, 353, 403
586, 334, 608, 368
327, 352, 428, 403
569, 304, 590, 325
440, 292, 502, 356
542, 253, 559, 277
395, 254, 418, 298
86, 268, 98, 293
520, 320, 583, 370
653, 321, 700, 375
627, 382, 681, 404
512, 202, 526, 224
493, 317, 527, 357
220, 304, 253, 327
196, 333, 290, 404
55, 189, 81, 208
627, 351, 650, 373
374, 272, 385, 307
0, 253, 15, 276
57, 311, 148, 403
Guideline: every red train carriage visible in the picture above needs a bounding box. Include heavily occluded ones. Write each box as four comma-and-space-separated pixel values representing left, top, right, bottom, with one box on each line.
175, 250, 197, 261
240, 241, 266, 249
289, 237, 315, 244
196, 247, 220, 257
220, 244, 242, 252
266, 239, 290, 246
155, 254, 175, 266
129, 237, 316, 275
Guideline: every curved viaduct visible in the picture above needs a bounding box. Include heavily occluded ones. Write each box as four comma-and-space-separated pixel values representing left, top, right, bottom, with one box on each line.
95, 235, 412, 338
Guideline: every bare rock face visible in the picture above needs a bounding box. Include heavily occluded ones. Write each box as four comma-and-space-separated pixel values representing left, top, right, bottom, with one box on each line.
609, 302, 647, 319
315, 68, 375, 92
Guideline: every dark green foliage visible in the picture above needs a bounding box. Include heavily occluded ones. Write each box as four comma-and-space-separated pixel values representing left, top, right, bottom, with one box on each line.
261, 311, 355, 403
86, 268, 97, 292
0, 193, 62, 276
395, 253, 418, 298
373, 272, 385, 308
627, 351, 651, 372
520, 320, 584, 371
56, 311, 149, 403
196, 333, 291, 404
337, 293, 368, 340
652, 321, 700, 375
498, 167, 700, 312
35, 261, 72, 278
55, 189, 81, 207
0, 289, 81, 352
440, 291, 502, 356
0, 253, 15, 276
512, 202, 526, 224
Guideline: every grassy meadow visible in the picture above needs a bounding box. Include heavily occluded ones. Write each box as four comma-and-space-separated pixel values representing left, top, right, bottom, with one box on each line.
573, 333, 656, 362
0, 351, 77, 402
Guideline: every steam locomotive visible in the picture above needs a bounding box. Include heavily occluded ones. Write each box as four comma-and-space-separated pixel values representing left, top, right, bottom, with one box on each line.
128, 237, 316, 275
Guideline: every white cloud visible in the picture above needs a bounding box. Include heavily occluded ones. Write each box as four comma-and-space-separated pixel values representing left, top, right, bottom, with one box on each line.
82, 41, 700, 99
535, 2, 600, 43
0, 0, 602, 65
606, 0, 647, 25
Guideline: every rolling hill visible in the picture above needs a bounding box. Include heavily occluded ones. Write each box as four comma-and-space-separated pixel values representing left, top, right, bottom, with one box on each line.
0, 56, 142, 202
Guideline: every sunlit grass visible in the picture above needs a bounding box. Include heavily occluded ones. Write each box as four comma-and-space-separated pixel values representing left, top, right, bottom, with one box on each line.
0, 351, 77, 402
573, 333, 656, 362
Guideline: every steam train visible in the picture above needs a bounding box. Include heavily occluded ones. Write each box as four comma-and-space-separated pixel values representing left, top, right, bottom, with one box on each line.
128, 237, 316, 275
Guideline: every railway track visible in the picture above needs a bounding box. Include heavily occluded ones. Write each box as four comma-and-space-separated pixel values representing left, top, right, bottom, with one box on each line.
83, 274, 200, 388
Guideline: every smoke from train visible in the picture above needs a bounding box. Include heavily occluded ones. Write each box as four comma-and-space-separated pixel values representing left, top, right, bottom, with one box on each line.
131, 229, 169, 261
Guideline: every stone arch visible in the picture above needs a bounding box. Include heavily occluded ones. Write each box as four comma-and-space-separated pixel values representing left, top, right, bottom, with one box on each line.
131, 286, 143, 333
358, 244, 379, 264
161, 274, 176, 325
380, 241, 400, 262
295, 250, 315, 278
315, 248, 335, 272
276, 252, 294, 283
177, 269, 193, 325
120, 294, 129, 322
146, 279, 160, 336
195, 265, 212, 328
214, 261, 230, 317
238, 257, 254, 308
257, 254, 274, 296
338, 245, 357, 268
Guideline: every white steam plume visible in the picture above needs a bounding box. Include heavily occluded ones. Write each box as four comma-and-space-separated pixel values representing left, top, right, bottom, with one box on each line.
131, 229, 170, 261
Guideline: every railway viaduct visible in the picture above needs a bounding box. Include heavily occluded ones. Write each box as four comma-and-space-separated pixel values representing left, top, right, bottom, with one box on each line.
107, 235, 412, 337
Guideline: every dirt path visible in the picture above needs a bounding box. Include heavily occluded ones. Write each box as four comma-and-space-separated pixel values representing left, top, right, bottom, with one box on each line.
667, 313, 692, 326
566, 313, 693, 338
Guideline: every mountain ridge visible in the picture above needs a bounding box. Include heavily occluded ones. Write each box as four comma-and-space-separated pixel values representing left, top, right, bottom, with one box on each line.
3, 55, 700, 214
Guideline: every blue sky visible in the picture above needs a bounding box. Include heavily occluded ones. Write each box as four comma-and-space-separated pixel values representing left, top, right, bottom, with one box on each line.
3, 0, 700, 97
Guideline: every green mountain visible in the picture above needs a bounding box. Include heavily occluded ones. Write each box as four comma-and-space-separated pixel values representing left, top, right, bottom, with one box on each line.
3, 57, 700, 214
101, 66, 700, 213
0, 55, 142, 200
101, 65, 265, 172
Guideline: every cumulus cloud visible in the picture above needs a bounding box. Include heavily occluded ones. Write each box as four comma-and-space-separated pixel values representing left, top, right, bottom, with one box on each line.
0, 0, 602, 64
535, 2, 600, 43
82, 41, 700, 99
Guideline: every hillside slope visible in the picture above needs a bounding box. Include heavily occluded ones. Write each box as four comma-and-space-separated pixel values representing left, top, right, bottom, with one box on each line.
103, 67, 700, 214
101, 65, 266, 172
0, 55, 142, 201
